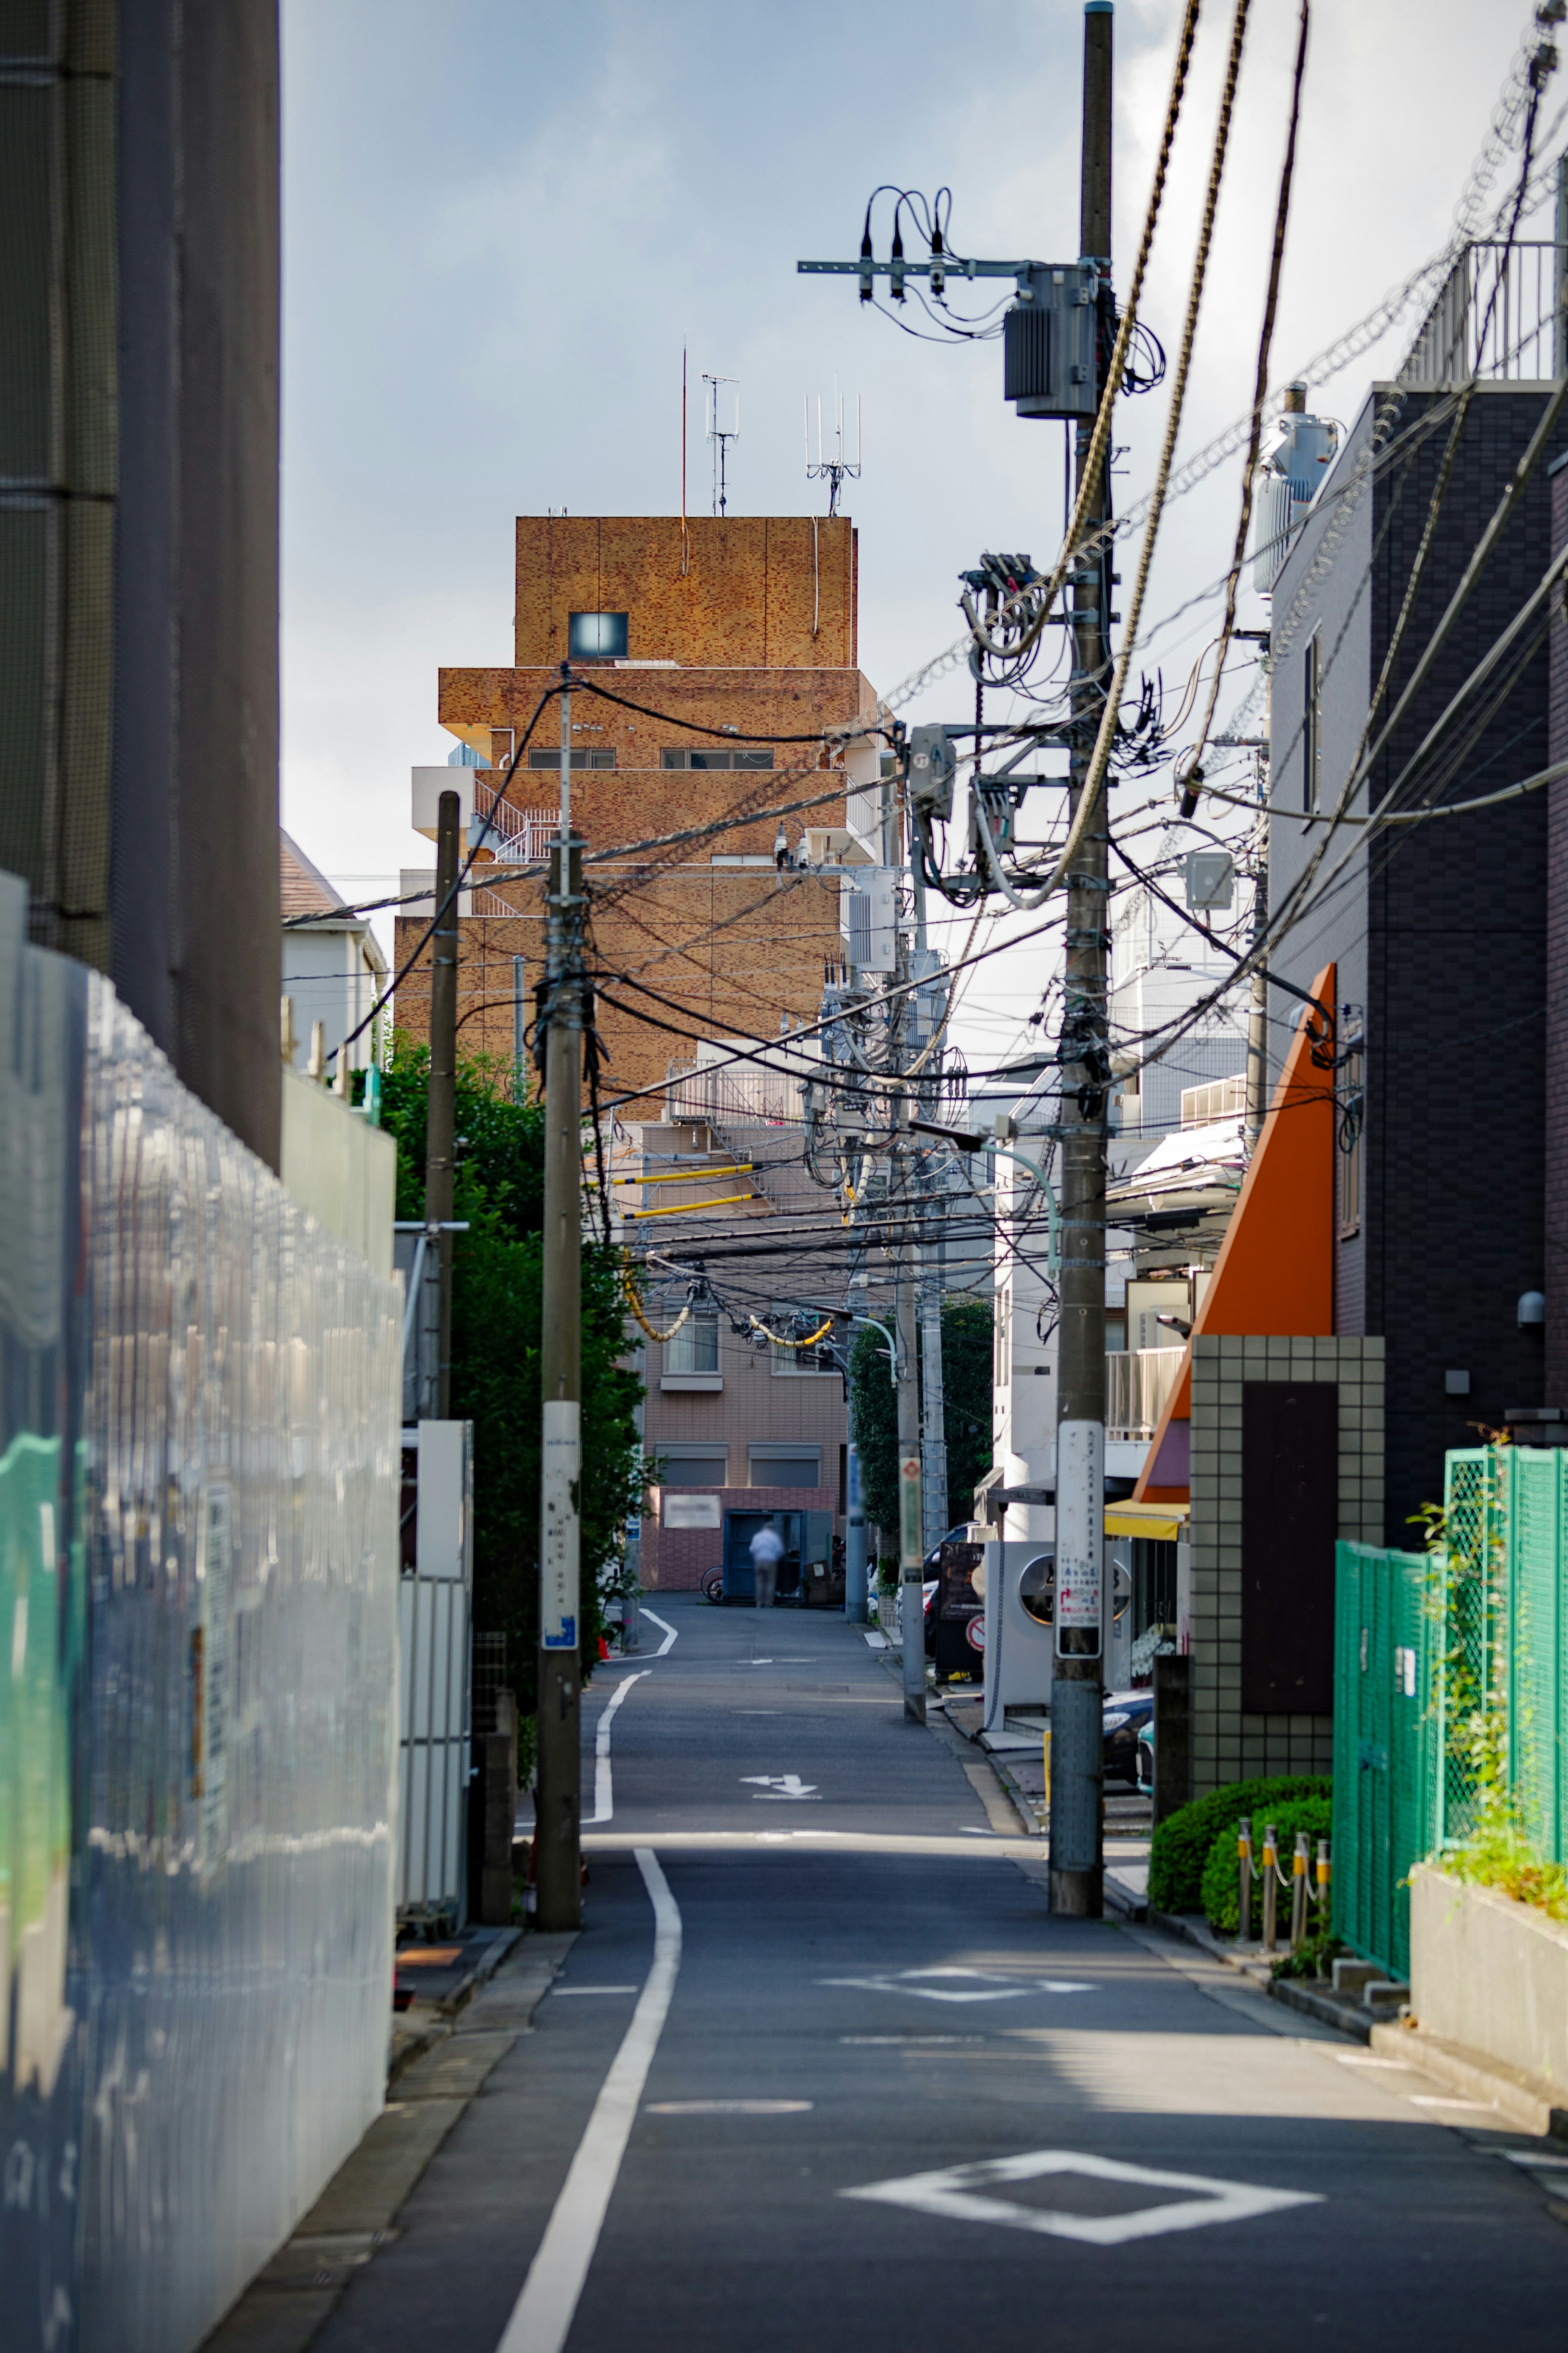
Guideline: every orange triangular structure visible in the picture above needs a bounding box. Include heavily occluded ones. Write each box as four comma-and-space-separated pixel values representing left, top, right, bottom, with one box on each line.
1133, 962, 1336, 1501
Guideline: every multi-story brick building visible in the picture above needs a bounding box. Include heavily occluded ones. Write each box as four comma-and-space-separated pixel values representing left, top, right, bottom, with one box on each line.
395, 515, 882, 1100
396, 513, 884, 1592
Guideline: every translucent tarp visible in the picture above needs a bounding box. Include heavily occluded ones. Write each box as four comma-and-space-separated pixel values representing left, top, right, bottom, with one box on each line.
0, 875, 402, 2353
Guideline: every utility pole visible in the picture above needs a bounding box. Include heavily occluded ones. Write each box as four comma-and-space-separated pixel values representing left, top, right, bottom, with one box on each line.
894, 1173, 925, 1724
910, 828, 949, 1555
427, 790, 461, 1416
536, 669, 584, 1932
1051, 0, 1113, 1919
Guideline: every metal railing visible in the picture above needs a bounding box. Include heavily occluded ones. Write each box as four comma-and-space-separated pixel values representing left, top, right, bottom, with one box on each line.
472, 782, 556, 861
1401, 240, 1565, 386
665, 1054, 803, 1126
1106, 1345, 1187, 1441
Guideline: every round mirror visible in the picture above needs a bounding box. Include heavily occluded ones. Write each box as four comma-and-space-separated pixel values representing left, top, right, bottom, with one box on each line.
1112, 1558, 1133, 1625
1018, 1551, 1056, 1626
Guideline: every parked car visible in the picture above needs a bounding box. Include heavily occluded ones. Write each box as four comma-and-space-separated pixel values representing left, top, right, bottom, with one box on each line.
1136, 1716, 1154, 1791
1102, 1689, 1153, 1786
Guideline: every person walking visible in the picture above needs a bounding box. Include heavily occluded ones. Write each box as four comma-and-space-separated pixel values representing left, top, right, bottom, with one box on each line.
749, 1521, 784, 1610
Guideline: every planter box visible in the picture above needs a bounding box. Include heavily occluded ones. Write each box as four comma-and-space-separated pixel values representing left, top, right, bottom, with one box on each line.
1410, 1863, 1568, 2093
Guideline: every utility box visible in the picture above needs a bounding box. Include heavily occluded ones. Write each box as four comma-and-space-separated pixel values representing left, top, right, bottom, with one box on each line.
1004, 261, 1100, 419
399, 1420, 474, 1926
980, 1538, 1058, 1733
840, 869, 898, 974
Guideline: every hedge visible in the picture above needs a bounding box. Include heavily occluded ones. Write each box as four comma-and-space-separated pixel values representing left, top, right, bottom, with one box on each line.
1199, 1797, 1334, 1936
1147, 1776, 1332, 1915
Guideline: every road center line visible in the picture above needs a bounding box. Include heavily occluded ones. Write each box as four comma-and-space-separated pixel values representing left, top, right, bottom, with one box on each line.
641, 1609, 678, 1655
496, 1849, 681, 2353
586, 1670, 650, 1826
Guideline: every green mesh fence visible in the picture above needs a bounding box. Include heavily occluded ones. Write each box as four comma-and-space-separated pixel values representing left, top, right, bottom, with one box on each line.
1334, 1446, 1568, 1979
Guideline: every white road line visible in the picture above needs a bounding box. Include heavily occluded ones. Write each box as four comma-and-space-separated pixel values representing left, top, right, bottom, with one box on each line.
497, 1848, 681, 2353
641, 1609, 678, 1656
586, 1670, 649, 1826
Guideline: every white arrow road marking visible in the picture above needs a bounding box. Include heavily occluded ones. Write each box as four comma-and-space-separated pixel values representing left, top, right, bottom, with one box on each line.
641, 1609, 678, 1656
497, 1849, 680, 2353
585, 1670, 649, 1825
841, 2149, 1321, 2246
741, 1774, 820, 1800
820, 1966, 1093, 2003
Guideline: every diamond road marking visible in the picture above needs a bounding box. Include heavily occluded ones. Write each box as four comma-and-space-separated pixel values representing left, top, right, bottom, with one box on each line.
840, 2148, 1321, 2246
821, 1966, 1094, 2004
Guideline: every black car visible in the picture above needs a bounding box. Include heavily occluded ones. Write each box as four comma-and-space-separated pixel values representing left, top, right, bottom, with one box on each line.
1102, 1688, 1154, 1786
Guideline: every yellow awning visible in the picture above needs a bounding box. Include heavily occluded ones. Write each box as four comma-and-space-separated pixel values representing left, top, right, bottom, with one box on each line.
1105, 1501, 1189, 1541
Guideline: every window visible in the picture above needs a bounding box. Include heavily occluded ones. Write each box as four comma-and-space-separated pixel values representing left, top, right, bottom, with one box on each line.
659, 1449, 728, 1489
661, 746, 775, 770
528, 747, 617, 770
1302, 631, 1321, 813
664, 1311, 719, 1376
768, 1307, 837, 1374
749, 1447, 822, 1490
568, 611, 628, 659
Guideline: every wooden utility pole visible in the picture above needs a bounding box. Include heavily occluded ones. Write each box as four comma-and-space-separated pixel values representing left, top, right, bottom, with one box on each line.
1051, 0, 1114, 1919
535, 671, 584, 1931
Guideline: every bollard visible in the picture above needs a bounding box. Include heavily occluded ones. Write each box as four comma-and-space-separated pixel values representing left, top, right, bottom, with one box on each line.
1290, 1830, 1310, 1951
1316, 1837, 1331, 1916
1237, 1815, 1253, 1943
1261, 1822, 1278, 1952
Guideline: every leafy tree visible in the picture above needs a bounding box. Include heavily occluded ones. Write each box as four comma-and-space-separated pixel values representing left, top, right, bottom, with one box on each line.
849, 1295, 995, 1550
377, 1041, 643, 1710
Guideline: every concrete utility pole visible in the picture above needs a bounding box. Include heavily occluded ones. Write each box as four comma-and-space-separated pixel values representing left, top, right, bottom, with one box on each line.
1051, 0, 1114, 1919
427, 790, 461, 1417
895, 1181, 925, 1724
536, 670, 584, 1932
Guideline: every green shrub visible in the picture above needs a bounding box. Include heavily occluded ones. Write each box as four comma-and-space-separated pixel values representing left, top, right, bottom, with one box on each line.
1147, 1775, 1331, 1914
1199, 1798, 1334, 1936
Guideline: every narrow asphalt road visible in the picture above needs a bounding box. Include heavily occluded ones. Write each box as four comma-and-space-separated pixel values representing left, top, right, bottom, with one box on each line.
314, 1594, 1568, 2353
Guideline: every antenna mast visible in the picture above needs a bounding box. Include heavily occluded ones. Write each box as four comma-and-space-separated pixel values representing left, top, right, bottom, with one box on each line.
805, 377, 862, 516
703, 372, 739, 516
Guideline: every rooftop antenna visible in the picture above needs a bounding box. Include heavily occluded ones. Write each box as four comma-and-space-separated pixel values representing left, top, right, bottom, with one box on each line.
805, 376, 862, 516
681, 348, 689, 575
703, 372, 739, 516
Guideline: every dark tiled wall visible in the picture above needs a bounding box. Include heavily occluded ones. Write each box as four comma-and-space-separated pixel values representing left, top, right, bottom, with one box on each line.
1271, 388, 1555, 1540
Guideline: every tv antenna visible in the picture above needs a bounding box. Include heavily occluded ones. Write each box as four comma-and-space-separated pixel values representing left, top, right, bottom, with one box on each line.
805, 378, 862, 516
703, 373, 739, 516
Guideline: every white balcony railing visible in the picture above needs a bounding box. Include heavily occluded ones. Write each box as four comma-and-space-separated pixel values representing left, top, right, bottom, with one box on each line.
1106, 1346, 1187, 1441
665, 1054, 803, 1127
1401, 241, 1564, 386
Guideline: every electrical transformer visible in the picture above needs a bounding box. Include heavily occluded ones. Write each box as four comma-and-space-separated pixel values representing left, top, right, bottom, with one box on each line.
1003, 260, 1100, 420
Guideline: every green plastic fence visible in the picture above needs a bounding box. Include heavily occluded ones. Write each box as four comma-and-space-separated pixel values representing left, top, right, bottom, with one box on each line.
1334, 1446, 1568, 1980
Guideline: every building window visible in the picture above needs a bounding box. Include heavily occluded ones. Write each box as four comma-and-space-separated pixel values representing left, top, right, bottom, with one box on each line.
768, 1308, 837, 1374
665, 1311, 720, 1376
528, 747, 617, 770
1302, 631, 1321, 814
568, 611, 628, 660
749, 1447, 822, 1489
1338, 1022, 1364, 1239
659, 1449, 728, 1488
661, 746, 775, 770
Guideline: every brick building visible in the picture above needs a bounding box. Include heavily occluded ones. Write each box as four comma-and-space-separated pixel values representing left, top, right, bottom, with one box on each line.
395, 515, 882, 1100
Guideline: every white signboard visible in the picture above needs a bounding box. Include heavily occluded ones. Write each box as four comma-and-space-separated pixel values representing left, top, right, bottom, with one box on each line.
663, 1493, 721, 1530
541, 1398, 581, 1649
1055, 1419, 1104, 1649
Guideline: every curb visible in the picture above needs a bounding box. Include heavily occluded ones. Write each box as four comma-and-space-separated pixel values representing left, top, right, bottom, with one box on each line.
1369, 2019, 1568, 2141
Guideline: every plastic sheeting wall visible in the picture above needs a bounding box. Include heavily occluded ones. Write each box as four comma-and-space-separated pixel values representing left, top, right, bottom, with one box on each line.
0, 876, 402, 2353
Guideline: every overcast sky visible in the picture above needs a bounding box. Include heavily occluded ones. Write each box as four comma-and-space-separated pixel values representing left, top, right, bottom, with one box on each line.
280, 0, 1546, 1065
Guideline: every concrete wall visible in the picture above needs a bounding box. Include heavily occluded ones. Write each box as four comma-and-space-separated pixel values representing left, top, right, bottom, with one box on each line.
1410, 1865, 1568, 2092
1270, 384, 1557, 1537
1188, 1333, 1384, 1794
280, 1070, 396, 1278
